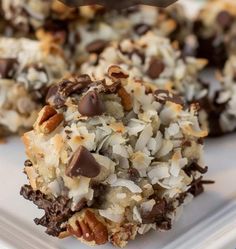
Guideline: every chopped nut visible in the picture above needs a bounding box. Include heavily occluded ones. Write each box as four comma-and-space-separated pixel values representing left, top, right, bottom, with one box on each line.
34, 105, 64, 134
118, 87, 133, 111
79, 219, 95, 242
84, 210, 108, 245
108, 65, 129, 81
68, 210, 108, 245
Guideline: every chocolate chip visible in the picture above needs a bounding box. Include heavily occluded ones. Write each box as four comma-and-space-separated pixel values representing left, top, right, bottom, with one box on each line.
196, 34, 227, 68
147, 58, 165, 79
134, 23, 151, 36
24, 160, 33, 167
86, 39, 108, 54
78, 90, 105, 117
66, 146, 100, 178
0, 58, 18, 78
217, 11, 233, 29
154, 89, 183, 105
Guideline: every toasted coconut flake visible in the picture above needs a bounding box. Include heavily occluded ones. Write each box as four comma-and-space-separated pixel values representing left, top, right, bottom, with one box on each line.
133, 206, 142, 223
148, 165, 170, 184
99, 205, 124, 223
140, 199, 156, 213
111, 179, 142, 193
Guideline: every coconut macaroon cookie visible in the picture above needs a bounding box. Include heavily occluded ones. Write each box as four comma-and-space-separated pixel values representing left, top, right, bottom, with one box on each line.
81, 32, 207, 106
1, 0, 78, 34
0, 37, 68, 136
203, 56, 236, 135
66, 4, 191, 65
21, 66, 209, 247
194, 0, 236, 68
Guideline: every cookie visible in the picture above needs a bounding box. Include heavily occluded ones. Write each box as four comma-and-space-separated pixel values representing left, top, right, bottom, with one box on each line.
21, 66, 209, 247
1, 0, 78, 34
80, 32, 207, 100
0, 37, 68, 135
194, 0, 236, 68
6, 3, 190, 66
53, 4, 190, 66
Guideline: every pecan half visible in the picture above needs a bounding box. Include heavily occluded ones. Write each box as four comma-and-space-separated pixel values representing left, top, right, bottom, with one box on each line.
68, 210, 108, 245
34, 105, 64, 134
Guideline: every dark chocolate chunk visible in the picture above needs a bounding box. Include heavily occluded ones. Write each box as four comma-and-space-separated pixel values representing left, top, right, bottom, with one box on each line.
78, 90, 105, 117
188, 177, 214, 197
184, 162, 208, 177
217, 11, 233, 29
66, 146, 100, 178
134, 23, 151, 36
0, 58, 18, 78
195, 34, 227, 68
154, 89, 183, 105
147, 58, 165, 79
86, 39, 108, 54
20, 185, 75, 237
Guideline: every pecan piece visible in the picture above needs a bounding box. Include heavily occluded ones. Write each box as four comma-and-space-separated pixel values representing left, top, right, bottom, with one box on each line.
79, 219, 95, 242
67, 222, 82, 238
84, 210, 108, 245
34, 105, 64, 134
68, 210, 108, 245
118, 87, 133, 111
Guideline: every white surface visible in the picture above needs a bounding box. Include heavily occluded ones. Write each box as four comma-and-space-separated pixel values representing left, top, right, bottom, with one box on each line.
0, 135, 236, 249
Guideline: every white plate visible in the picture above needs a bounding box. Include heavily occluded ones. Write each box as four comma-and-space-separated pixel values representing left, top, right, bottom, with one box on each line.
0, 134, 236, 249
